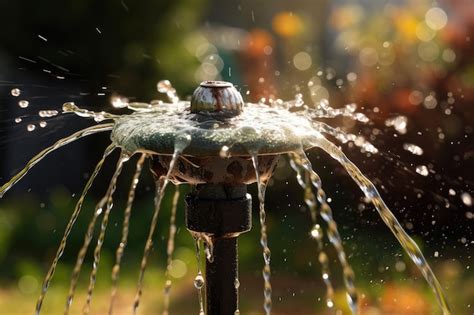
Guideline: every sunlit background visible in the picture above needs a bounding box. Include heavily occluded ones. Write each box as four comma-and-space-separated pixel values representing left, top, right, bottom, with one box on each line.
0, 0, 472, 314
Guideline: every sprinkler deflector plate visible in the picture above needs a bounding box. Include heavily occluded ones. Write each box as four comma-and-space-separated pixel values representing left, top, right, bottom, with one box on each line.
111, 102, 316, 157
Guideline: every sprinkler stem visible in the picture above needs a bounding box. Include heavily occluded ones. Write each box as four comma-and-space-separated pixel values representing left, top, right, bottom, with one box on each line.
185, 184, 252, 315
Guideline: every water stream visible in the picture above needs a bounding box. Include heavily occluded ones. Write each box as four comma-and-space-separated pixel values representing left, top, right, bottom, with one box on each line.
289, 155, 336, 310
0, 124, 114, 198
83, 153, 129, 314
132, 150, 181, 314
291, 151, 358, 313
64, 196, 107, 314
109, 154, 146, 314
306, 132, 452, 315
35, 143, 115, 315
251, 155, 273, 315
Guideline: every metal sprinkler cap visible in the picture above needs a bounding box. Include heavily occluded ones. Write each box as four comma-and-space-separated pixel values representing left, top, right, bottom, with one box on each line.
191, 81, 243, 115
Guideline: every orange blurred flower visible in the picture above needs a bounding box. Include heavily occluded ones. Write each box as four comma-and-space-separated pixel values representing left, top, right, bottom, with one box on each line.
246, 29, 274, 57
393, 10, 419, 41
381, 285, 431, 315
272, 11, 304, 38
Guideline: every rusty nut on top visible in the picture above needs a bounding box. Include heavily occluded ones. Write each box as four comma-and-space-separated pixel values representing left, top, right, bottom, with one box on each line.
191, 81, 243, 115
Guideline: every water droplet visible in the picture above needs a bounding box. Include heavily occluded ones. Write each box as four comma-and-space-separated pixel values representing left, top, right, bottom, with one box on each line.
11, 88, 21, 97
425, 7, 448, 31
39, 121, 47, 128
416, 165, 429, 176
157, 80, 173, 93
461, 192, 472, 207
38, 110, 59, 118
27, 124, 36, 132
111, 96, 129, 108
62, 102, 78, 112
194, 274, 205, 289
18, 100, 29, 108
385, 116, 408, 134
15, 117, 22, 123
403, 143, 424, 156
234, 278, 240, 289
294, 93, 304, 107
94, 112, 106, 122
326, 299, 334, 308
220, 145, 230, 158
310, 224, 322, 240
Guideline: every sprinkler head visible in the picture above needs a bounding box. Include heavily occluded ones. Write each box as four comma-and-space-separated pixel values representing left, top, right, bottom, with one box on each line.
191, 81, 243, 116
112, 80, 315, 157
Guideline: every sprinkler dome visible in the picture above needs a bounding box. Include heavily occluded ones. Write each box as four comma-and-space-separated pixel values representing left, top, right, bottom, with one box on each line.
111, 81, 316, 157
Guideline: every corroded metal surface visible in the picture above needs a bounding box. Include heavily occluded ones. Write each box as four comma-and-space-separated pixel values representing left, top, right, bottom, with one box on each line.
191, 81, 243, 115
151, 155, 279, 185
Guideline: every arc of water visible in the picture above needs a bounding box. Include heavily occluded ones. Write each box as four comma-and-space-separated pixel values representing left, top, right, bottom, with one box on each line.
308, 132, 452, 315
251, 155, 273, 315
82, 153, 129, 314
288, 154, 336, 311
34, 143, 116, 315
64, 196, 107, 314
132, 150, 181, 314
108, 154, 147, 315
162, 186, 181, 315
0, 123, 114, 198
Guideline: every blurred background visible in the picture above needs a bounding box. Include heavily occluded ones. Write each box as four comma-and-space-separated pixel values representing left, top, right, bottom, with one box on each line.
0, 0, 473, 314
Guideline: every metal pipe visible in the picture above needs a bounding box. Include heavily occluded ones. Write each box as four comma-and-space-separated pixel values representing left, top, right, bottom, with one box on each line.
185, 184, 252, 315
205, 236, 238, 314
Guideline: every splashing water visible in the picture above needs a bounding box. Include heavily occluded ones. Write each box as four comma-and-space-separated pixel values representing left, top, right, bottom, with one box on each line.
0, 80, 452, 315
385, 115, 408, 134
